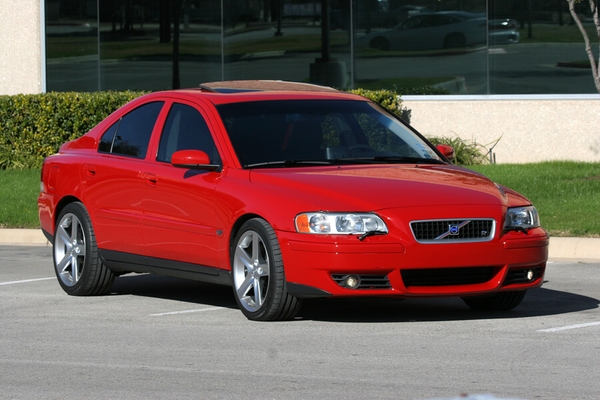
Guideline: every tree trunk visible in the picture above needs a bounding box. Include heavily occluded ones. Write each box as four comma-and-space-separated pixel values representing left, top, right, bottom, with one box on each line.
172, 0, 182, 89
159, 0, 171, 43
567, 0, 600, 92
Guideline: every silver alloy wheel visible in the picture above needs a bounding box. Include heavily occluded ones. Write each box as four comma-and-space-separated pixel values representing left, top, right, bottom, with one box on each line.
232, 230, 270, 312
54, 212, 86, 287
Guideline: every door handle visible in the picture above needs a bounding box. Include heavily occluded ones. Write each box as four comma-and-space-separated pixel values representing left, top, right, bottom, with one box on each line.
84, 164, 96, 177
140, 172, 157, 186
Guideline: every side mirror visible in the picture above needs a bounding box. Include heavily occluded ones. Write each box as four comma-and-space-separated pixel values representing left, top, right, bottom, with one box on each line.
171, 149, 221, 171
436, 144, 455, 162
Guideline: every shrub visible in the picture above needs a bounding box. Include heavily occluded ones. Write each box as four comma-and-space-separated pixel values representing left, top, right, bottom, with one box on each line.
427, 136, 497, 166
0, 91, 145, 169
347, 88, 404, 117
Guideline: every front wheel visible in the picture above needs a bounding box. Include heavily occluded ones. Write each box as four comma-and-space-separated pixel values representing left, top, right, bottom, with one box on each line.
231, 218, 301, 321
370, 37, 390, 51
462, 290, 526, 311
53, 202, 115, 296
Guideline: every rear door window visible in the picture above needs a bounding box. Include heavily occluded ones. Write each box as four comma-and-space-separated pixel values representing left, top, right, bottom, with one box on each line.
98, 101, 164, 158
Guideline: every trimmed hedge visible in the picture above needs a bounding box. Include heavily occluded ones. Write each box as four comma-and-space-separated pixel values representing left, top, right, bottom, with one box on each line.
0, 91, 145, 169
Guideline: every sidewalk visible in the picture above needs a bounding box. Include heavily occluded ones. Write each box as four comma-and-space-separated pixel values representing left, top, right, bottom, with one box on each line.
1, 229, 599, 262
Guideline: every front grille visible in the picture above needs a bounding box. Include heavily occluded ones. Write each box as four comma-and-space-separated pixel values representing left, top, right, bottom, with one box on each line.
411, 219, 495, 243
401, 267, 496, 287
331, 274, 391, 289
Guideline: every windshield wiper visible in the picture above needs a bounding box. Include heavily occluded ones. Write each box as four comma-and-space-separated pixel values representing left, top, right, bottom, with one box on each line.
332, 156, 445, 165
372, 156, 446, 164
244, 160, 333, 168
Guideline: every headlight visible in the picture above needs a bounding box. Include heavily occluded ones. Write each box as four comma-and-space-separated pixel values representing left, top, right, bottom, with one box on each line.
295, 212, 388, 235
504, 206, 540, 231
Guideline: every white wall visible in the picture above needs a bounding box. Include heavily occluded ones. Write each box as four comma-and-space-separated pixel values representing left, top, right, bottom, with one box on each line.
404, 98, 600, 164
0, 0, 43, 95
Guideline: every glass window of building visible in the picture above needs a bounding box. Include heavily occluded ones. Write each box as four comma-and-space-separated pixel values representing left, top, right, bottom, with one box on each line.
45, 0, 599, 95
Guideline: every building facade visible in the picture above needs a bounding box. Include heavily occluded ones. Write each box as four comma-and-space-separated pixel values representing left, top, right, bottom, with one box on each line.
1, 0, 599, 163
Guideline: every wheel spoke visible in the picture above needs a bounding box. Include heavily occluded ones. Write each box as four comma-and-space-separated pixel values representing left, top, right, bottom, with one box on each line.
251, 232, 260, 265
236, 245, 254, 272
236, 273, 253, 298
56, 251, 72, 274
253, 276, 263, 307
71, 254, 80, 283
56, 223, 73, 251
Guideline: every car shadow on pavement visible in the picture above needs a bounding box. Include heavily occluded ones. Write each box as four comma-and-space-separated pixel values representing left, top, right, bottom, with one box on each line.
297, 286, 600, 323
106, 273, 598, 323
108, 273, 239, 310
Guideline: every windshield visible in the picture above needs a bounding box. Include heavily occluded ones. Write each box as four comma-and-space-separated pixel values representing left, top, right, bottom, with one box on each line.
217, 100, 443, 168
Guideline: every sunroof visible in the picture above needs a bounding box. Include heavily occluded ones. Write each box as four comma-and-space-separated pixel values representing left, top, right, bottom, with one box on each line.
211, 88, 263, 93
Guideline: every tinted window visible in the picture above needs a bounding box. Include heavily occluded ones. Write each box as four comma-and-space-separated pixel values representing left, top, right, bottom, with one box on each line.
157, 103, 220, 164
98, 122, 119, 153
98, 102, 164, 158
218, 100, 441, 167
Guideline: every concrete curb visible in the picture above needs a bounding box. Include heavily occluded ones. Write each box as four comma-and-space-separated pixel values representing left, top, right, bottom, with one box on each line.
1, 229, 599, 262
0, 229, 50, 246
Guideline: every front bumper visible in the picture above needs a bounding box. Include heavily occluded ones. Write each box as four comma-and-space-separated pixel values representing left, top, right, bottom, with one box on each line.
278, 228, 548, 298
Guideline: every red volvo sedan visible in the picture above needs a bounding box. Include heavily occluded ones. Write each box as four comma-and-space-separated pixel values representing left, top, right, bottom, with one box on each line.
38, 81, 549, 321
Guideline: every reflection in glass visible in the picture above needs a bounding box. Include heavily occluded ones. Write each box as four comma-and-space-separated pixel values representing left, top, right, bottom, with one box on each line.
45, 0, 100, 91
44, 0, 600, 95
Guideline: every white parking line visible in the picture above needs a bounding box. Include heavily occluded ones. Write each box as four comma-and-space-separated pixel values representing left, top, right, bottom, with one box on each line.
0, 277, 54, 286
150, 307, 223, 316
537, 321, 600, 332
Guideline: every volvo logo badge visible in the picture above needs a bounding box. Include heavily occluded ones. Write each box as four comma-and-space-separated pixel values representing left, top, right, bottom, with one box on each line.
434, 220, 471, 240
448, 224, 460, 235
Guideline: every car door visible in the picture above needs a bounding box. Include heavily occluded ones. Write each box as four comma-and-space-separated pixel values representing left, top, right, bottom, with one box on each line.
83, 100, 165, 256
140, 101, 223, 272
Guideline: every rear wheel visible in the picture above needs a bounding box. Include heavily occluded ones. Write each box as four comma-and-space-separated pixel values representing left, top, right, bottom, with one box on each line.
462, 290, 526, 311
53, 202, 114, 296
370, 37, 390, 51
443, 33, 466, 49
231, 218, 301, 321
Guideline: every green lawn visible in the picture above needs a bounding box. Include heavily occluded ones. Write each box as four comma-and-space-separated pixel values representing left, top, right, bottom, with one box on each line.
468, 161, 600, 238
0, 169, 40, 229
1, 162, 599, 236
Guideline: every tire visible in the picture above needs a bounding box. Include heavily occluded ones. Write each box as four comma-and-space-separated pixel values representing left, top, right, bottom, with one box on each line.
370, 37, 390, 51
443, 33, 466, 49
53, 202, 115, 296
462, 290, 527, 311
231, 218, 301, 321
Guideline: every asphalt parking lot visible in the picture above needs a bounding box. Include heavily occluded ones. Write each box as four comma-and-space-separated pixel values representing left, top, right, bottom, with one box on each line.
1, 244, 599, 400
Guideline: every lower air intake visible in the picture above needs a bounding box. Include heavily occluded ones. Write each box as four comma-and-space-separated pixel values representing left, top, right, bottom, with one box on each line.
401, 267, 496, 287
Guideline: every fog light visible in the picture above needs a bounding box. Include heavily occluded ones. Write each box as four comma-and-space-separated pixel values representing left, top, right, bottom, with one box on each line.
345, 275, 360, 289
526, 269, 535, 281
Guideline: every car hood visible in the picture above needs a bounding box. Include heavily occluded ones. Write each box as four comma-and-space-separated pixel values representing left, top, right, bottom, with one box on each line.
248, 164, 528, 211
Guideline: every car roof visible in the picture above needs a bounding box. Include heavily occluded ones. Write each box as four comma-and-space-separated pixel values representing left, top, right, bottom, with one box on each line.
200, 80, 341, 93
409, 11, 483, 19
142, 80, 368, 105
